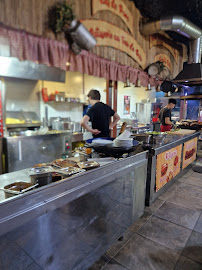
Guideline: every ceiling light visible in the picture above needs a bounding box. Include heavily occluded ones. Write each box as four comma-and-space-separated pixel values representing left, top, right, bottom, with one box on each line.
66, 62, 71, 66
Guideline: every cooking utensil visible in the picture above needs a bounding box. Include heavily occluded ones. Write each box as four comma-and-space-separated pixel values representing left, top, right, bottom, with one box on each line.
131, 134, 151, 144
119, 122, 127, 135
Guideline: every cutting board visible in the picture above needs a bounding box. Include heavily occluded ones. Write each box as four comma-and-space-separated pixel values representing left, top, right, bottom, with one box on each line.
167, 129, 196, 135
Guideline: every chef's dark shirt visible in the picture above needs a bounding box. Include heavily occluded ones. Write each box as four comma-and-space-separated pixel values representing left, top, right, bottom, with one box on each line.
86, 102, 115, 138
159, 107, 171, 126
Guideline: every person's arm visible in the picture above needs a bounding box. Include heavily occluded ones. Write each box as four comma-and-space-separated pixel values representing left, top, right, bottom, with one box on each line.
109, 112, 120, 129
165, 117, 173, 125
80, 115, 101, 135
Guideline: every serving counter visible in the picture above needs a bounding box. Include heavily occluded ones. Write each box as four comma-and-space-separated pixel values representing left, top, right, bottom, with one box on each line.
144, 132, 200, 206
0, 151, 147, 270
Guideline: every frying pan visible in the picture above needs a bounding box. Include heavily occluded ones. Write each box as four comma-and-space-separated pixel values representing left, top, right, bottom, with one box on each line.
88, 140, 139, 158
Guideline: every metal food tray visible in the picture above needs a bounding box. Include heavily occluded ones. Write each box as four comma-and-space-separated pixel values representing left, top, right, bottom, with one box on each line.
56, 167, 85, 177
77, 161, 100, 170
29, 166, 55, 176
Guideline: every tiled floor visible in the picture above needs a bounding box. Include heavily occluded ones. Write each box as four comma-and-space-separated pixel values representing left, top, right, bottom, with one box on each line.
89, 166, 202, 270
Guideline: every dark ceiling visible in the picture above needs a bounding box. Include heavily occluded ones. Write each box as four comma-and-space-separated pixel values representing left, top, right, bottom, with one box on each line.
131, 0, 202, 47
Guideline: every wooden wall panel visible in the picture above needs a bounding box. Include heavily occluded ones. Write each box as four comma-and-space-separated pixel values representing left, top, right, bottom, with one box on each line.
0, 0, 185, 75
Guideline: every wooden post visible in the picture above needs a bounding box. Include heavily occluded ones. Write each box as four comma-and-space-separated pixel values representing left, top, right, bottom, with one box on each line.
113, 80, 118, 138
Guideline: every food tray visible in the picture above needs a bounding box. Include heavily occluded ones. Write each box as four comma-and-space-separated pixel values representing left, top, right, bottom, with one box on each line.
29, 166, 54, 176
51, 159, 78, 168
77, 161, 100, 170
56, 167, 85, 177
0, 182, 37, 198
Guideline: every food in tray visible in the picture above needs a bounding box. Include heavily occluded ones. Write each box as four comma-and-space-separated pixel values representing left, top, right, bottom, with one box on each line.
146, 131, 165, 135
52, 172, 62, 182
6, 118, 25, 124
58, 167, 85, 176
77, 161, 100, 170
161, 163, 168, 177
33, 163, 48, 167
4, 182, 33, 192
51, 158, 78, 168
185, 148, 196, 160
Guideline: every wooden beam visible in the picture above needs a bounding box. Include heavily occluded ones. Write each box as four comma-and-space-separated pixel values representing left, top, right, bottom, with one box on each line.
180, 95, 202, 100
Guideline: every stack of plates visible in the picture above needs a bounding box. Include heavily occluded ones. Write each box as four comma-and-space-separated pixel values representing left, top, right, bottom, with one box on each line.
92, 139, 113, 146
113, 138, 133, 148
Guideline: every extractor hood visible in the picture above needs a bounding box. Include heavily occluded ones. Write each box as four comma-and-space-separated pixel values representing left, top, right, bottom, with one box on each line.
141, 16, 202, 86
172, 63, 202, 85
0, 56, 66, 82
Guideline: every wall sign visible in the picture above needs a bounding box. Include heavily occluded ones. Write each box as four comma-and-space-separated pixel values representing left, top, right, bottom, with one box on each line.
154, 53, 173, 73
156, 145, 182, 191
182, 138, 198, 169
92, 0, 134, 34
82, 20, 146, 68
150, 35, 179, 64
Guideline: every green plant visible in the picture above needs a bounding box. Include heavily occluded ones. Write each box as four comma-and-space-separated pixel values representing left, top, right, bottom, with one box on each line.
48, 2, 75, 33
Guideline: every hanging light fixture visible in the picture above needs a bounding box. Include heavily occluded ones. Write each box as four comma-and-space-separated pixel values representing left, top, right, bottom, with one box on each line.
134, 79, 141, 87
145, 83, 151, 91
155, 86, 161, 92
123, 78, 130, 88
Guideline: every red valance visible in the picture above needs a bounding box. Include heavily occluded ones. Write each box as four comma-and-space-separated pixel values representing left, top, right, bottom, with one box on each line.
0, 24, 158, 87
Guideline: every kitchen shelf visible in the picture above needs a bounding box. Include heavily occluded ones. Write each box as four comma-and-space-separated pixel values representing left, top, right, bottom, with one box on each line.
45, 101, 88, 105
7, 123, 41, 128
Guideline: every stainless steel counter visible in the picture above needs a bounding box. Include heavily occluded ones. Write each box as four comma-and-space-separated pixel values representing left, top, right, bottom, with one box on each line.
0, 152, 148, 270
0, 151, 148, 236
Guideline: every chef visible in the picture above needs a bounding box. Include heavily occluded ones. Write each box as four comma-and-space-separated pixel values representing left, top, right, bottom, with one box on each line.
80, 89, 120, 138
158, 98, 177, 132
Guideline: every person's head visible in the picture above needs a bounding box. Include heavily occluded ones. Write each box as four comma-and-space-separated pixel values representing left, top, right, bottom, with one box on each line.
168, 98, 177, 109
87, 89, 101, 105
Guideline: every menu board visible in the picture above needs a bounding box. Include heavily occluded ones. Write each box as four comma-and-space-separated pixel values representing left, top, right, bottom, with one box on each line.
182, 138, 198, 169
156, 145, 182, 191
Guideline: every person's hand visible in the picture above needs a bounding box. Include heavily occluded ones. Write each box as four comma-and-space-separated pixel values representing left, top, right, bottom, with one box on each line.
109, 124, 113, 130
91, 129, 101, 135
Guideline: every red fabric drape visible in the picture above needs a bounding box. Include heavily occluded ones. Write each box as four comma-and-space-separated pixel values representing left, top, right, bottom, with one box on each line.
0, 24, 159, 86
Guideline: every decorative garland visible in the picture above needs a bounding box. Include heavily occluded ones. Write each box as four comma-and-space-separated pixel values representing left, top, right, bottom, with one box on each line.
48, 2, 75, 33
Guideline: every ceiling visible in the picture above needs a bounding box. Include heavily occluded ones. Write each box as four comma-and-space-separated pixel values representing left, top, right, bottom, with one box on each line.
131, 0, 202, 47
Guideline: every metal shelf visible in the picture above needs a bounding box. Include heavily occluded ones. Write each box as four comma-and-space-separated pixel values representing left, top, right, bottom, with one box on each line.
45, 101, 87, 105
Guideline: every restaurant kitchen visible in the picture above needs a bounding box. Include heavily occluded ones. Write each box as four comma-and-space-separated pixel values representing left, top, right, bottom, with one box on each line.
0, 0, 201, 269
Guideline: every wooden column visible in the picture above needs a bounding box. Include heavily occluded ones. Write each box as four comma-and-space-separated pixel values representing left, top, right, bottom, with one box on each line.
113, 81, 118, 138
106, 80, 118, 138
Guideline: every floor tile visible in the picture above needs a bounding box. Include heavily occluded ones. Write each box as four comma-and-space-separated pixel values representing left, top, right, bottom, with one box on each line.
158, 182, 181, 201
103, 259, 130, 270
176, 182, 202, 199
138, 216, 192, 252
130, 212, 151, 232
174, 255, 202, 270
166, 192, 202, 211
154, 201, 200, 229
0, 235, 33, 270
25, 262, 44, 270
182, 231, 202, 264
114, 233, 180, 270
36, 233, 93, 270
191, 172, 202, 179
145, 199, 164, 214
88, 255, 111, 270
194, 213, 202, 234
106, 229, 134, 257
180, 176, 202, 187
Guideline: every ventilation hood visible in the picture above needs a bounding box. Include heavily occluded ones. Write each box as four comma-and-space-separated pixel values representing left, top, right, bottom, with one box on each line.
172, 63, 202, 85
141, 16, 202, 86
0, 56, 66, 82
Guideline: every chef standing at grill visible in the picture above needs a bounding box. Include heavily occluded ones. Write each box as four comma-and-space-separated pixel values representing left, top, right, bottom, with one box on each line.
80, 89, 120, 138
158, 98, 177, 132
